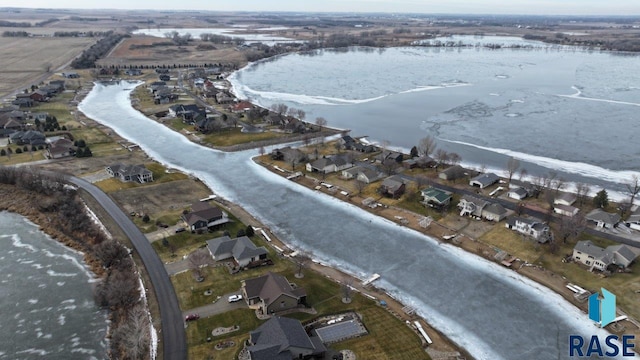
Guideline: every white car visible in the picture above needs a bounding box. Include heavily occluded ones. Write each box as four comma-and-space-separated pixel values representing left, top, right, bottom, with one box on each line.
227, 294, 243, 303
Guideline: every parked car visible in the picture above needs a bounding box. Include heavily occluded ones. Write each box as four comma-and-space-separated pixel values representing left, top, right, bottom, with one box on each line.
227, 294, 243, 303
184, 313, 199, 321
175, 227, 186, 233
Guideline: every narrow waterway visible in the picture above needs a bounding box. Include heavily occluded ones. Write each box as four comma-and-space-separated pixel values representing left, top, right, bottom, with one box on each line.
79, 81, 620, 360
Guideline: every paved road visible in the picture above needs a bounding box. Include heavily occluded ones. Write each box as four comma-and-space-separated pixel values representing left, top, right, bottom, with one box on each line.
67, 175, 187, 360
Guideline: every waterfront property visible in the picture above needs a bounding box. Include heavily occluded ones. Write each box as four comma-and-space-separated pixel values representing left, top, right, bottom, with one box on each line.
379, 175, 406, 198
242, 272, 307, 315
181, 202, 229, 232
439, 165, 466, 181
469, 172, 500, 189
421, 186, 452, 209
105, 163, 154, 183
458, 195, 488, 218
505, 216, 552, 243
206, 235, 268, 268
554, 204, 580, 217
245, 316, 326, 360
572, 240, 639, 271
306, 155, 353, 174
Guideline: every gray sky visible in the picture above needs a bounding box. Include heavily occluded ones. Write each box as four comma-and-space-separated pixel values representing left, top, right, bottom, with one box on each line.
2, 0, 640, 15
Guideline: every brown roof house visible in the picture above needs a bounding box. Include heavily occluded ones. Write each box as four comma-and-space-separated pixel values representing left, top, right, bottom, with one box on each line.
206, 235, 267, 268
181, 202, 229, 232
379, 175, 406, 198
247, 316, 326, 360
46, 138, 75, 159
242, 272, 307, 316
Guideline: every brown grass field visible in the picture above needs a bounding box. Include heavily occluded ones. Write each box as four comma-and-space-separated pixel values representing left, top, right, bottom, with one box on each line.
0, 36, 95, 97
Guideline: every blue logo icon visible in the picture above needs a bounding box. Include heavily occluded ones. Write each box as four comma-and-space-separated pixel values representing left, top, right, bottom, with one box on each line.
588, 288, 616, 328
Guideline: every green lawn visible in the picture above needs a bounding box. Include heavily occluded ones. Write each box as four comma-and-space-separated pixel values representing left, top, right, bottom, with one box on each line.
202, 127, 286, 147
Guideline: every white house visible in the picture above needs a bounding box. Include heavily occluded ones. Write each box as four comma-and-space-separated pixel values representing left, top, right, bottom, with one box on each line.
572, 240, 639, 271
458, 195, 488, 218
469, 173, 500, 189
554, 193, 577, 206
554, 204, 580, 217
506, 216, 551, 243
507, 187, 528, 200
585, 208, 620, 229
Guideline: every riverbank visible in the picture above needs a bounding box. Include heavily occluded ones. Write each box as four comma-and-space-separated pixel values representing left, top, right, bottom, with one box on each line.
253, 156, 640, 346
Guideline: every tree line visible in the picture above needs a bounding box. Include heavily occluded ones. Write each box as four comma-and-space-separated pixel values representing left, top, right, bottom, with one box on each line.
0, 167, 151, 359
71, 32, 129, 69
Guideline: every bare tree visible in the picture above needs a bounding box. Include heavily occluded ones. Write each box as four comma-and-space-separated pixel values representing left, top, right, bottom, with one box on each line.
415, 175, 429, 189
271, 103, 289, 116
448, 152, 462, 165
434, 149, 449, 169
518, 168, 528, 181
418, 135, 437, 157
625, 175, 640, 213
294, 252, 311, 278
558, 213, 586, 243
575, 182, 591, 206
284, 149, 305, 171
551, 176, 566, 195
315, 117, 327, 132
113, 304, 151, 359
259, 146, 265, 157
188, 248, 211, 281
289, 108, 306, 121
341, 278, 353, 304
95, 240, 129, 269
506, 157, 520, 183
355, 179, 367, 195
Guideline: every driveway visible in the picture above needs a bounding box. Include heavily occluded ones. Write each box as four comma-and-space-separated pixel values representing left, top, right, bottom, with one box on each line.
184, 290, 248, 319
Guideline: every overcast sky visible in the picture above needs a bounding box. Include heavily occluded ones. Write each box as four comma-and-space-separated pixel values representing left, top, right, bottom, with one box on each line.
2, 0, 640, 16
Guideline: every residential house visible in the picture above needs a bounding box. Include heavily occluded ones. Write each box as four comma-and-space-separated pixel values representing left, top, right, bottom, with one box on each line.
125, 68, 142, 76
29, 90, 49, 102
379, 175, 406, 198
482, 203, 508, 222
403, 155, 434, 169
181, 202, 229, 232
62, 72, 79, 78
554, 204, 580, 217
46, 138, 75, 159
439, 165, 466, 181
469, 173, 500, 189
627, 207, 640, 230
266, 113, 286, 126
215, 91, 234, 104
375, 151, 403, 164
421, 187, 452, 209
9, 130, 46, 146
338, 135, 355, 149
206, 235, 268, 268
243, 272, 307, 315
158, 74, 170, 81
572, 240, 639, 271
341, 166, 362, 180
352, 142, 377, 153
554, 193, 577, 207
155, 68, 170, 74
148, 81, 166, 93
306, 155, 353, 174
12, 98, 33, 108
356, 167, 384, 184
246, 316, 326, 360
458, 195, 488, 218
507, 187, 529, 200
48, 80, 65, 91
105, 164, 154, 183
505, 216, 551, 243
585, 208, 620, 229
230, 101, 253, 113
270, 147, 307, 163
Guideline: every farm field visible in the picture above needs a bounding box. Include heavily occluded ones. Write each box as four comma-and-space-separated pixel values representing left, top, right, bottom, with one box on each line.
0, 36, 95, 97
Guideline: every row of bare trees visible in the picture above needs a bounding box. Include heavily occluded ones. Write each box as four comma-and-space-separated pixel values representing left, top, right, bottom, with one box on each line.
0, 166, 151, 359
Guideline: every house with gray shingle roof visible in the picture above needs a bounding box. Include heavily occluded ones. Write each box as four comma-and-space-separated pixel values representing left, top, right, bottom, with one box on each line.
379, 175, 406, 198
482, 203, 508, 222
572, 240, 639, 271
458, 195, 488, 218
247, 316, 326, 360
305, 155, 353, 174
206, 235, 267, 268
181, 202, 229, 232
105, 164, 154, 183
242, 272, 307, 315
585, 208, 621, 229
470, 172, 500, 189
439, 165, 466, 181
356, 167, 384, 184
506, 216, 551, 243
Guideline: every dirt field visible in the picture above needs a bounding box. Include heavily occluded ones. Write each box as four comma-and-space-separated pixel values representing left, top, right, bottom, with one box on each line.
0, 36, 95, 97
98, 35, 248, 68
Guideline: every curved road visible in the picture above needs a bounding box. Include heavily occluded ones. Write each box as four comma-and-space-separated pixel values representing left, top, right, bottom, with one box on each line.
67, 175, 187, 360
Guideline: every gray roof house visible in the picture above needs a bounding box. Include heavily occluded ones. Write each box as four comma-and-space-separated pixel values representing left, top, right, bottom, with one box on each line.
243, 272, 307, 315
585, 208, 621, 229
572, 240, 639, 271
439, 165, 466, 181
554, 192, 577, 206
105, 164, 154, 183
341, 166, 363, 180
305, 155, 353, 174
247, 316, 326, 360
469, 172, 500, 189
507, 187, 529, 200
379, 175, 406, 198
554, 204, 580, 217
482, 203, 508, 222
458, 195, 488, 218
356, 167, 384, 184
505, 216, 551, 243
206, 235, 268, 268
